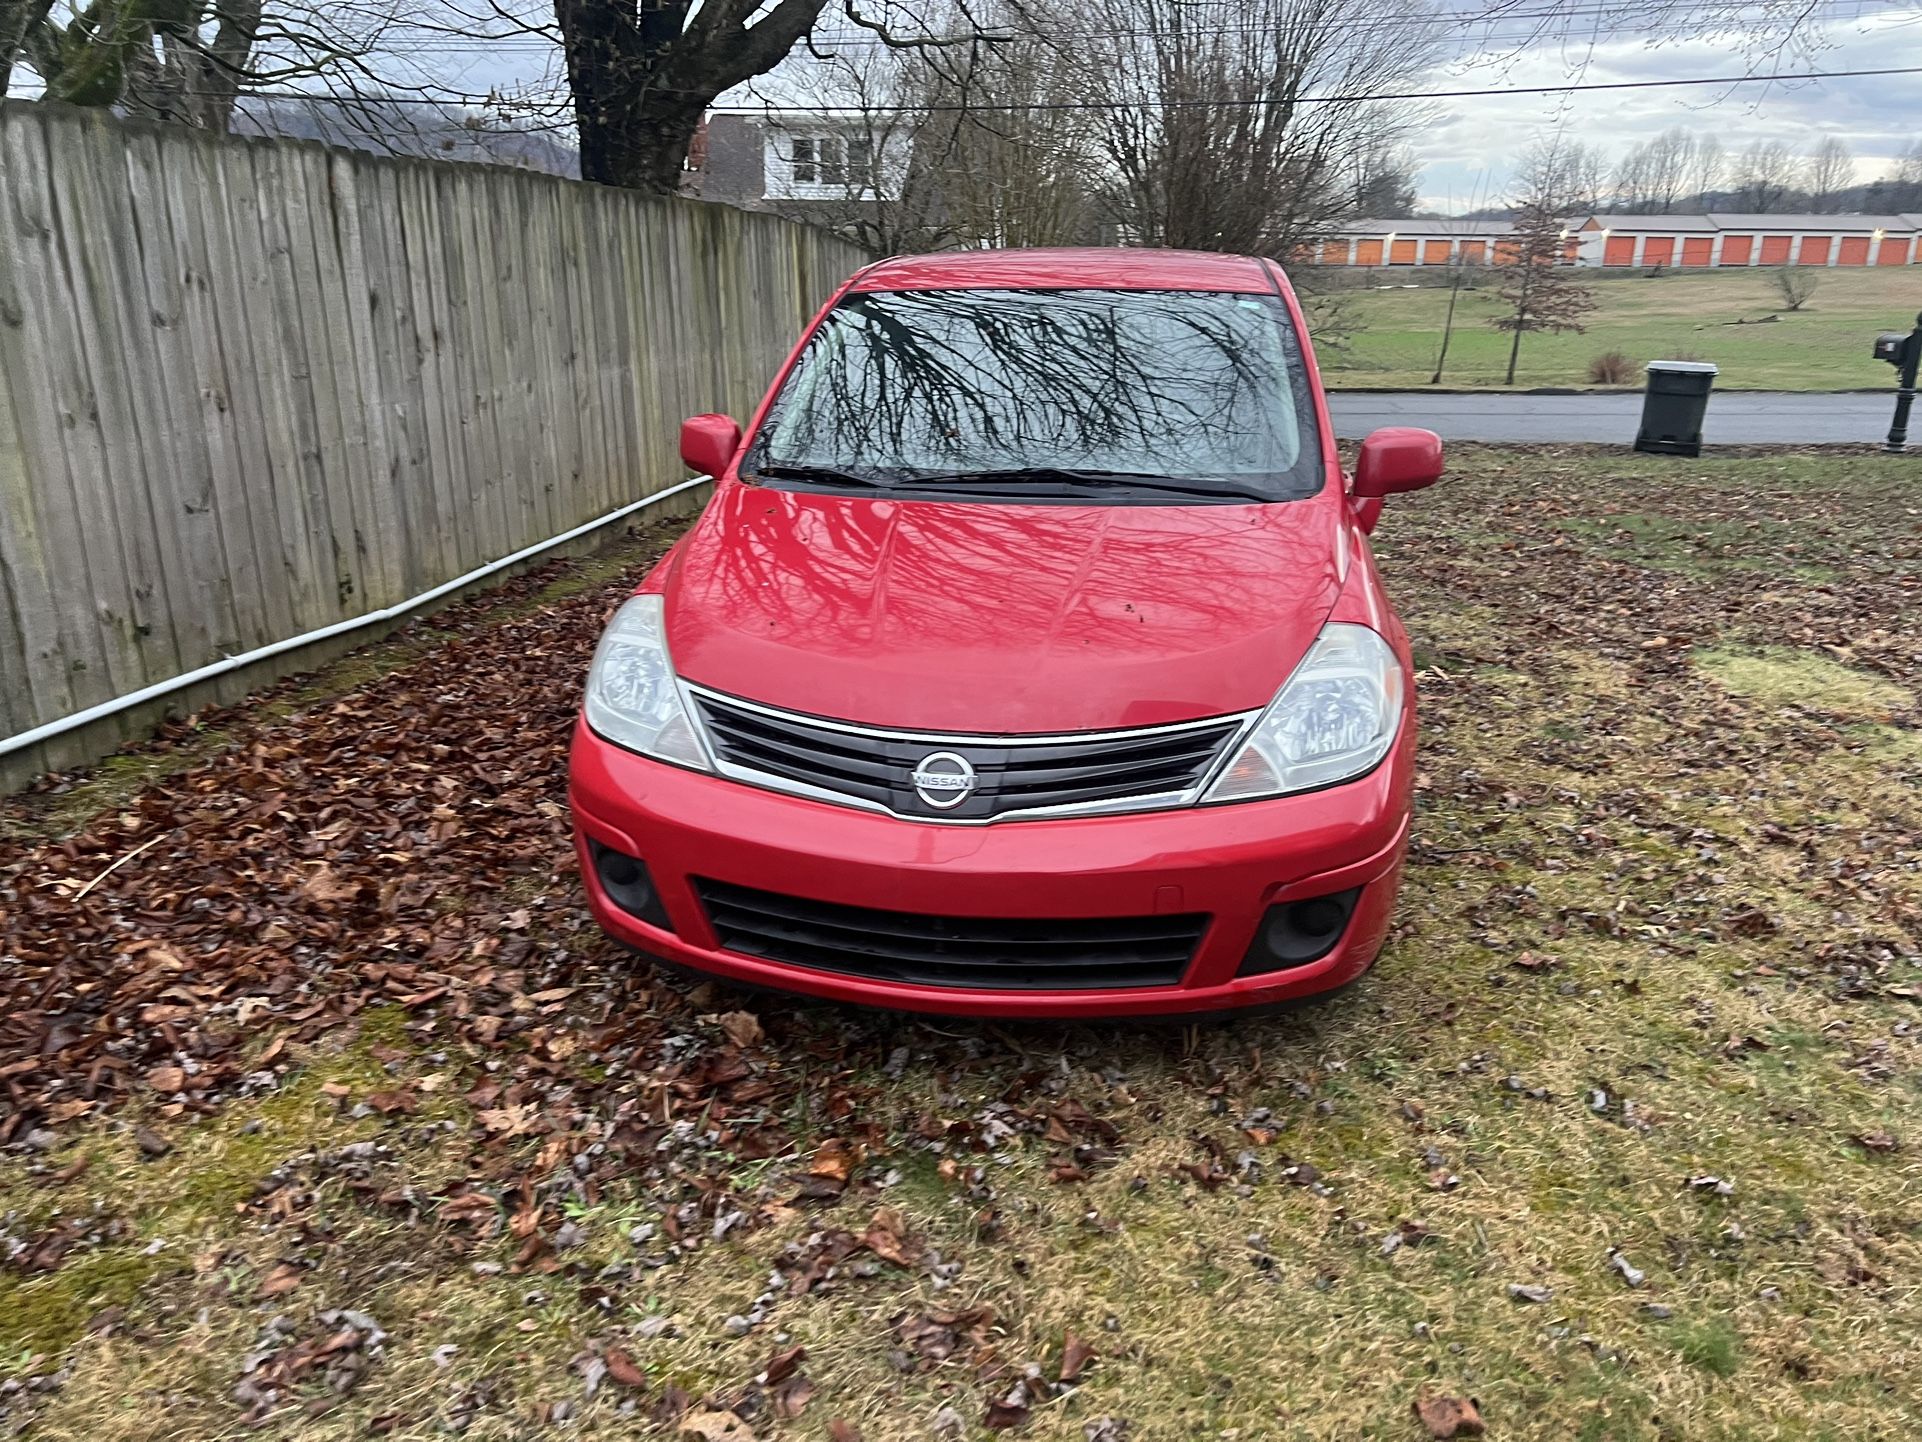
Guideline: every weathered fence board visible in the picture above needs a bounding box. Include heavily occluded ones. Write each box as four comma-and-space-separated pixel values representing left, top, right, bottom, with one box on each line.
0, 101, 865, 788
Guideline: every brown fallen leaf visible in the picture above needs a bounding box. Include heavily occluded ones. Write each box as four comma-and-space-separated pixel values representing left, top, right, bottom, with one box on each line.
809, 1138, 862, 1184
762, 1344, 806, 1384
718, 1011, 765, 1048
256, 1263, 303, 1299
135, 1126, 171, 1158
984, 1398, 1030, 1431
146, 1064, 186, 1093
300, 864, 363, 903
604, 1346, 647, 1389
771, 1373, 814, 1420
478, 1104, 540, 1137
679, 1409, 757, 1442
1851, 1130, 1900, 1154
828, 1422, 863, 1442
1414, 1392, 1486, 1438
863, 1206, 925, 1267
51, 1153, 91, 1185
1059, 1331, 1097, 1384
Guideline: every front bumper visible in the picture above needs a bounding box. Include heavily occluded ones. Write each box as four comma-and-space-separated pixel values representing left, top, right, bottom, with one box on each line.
567, 714, 1414, 1018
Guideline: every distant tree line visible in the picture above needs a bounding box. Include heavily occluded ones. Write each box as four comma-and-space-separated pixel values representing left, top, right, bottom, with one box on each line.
1453, 127, 1922, 220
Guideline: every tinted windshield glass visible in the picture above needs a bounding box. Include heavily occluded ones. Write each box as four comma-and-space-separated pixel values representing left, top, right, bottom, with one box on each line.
747, 288, 1323, 503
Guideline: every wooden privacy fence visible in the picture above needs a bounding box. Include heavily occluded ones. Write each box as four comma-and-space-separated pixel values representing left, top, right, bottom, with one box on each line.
0, 101, 867, 788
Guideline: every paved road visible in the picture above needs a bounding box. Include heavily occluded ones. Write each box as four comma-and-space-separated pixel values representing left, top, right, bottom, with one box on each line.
1326, 390, 1895, 446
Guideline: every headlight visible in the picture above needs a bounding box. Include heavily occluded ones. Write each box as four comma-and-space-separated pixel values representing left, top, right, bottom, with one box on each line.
1203, 624, 1404, 802
583, 595, 711, 769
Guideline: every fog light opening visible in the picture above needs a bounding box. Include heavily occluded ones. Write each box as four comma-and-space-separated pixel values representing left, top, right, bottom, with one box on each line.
589, 841, 673, 931
1239, 886, 1362, 976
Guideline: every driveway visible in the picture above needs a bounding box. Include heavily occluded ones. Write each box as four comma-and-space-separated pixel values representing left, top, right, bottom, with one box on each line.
1326, 389, 1896, 445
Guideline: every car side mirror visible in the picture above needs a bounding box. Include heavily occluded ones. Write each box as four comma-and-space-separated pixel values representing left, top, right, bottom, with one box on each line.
1353, 427, 1444, 498
680, 414, 742, 479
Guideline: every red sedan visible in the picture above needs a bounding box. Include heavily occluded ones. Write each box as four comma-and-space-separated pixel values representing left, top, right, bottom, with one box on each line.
568, 248, 1441, 1016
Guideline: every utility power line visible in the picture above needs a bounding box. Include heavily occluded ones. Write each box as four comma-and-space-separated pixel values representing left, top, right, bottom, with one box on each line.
704, 63, 1922, 115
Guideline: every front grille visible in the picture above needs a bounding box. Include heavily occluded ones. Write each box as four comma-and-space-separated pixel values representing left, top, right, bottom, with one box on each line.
696, 879, 1205, 990
690, 688, 1244, 821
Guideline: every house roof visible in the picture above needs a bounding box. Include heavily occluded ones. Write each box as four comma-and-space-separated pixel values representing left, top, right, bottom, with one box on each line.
1575, 212, 1922, 234
851, 247, 1276, 294
1579, 213, 1721, 232
1335, 218, 1516, 236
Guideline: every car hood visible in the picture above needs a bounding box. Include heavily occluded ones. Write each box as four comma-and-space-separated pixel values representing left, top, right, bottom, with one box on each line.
662, 482, 1345, 734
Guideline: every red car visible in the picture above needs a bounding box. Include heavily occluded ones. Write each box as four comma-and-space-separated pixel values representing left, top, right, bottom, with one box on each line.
568, 248, 1441, 1017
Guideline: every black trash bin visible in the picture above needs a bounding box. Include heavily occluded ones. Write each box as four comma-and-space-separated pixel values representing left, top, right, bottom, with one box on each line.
1634, 360, 1718, 457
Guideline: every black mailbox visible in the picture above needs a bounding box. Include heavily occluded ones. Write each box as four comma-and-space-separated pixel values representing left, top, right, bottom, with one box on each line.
1875, 332, 1909, 366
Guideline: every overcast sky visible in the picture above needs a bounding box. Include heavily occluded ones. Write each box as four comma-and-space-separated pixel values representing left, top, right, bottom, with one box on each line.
1410, 5, 1922, 210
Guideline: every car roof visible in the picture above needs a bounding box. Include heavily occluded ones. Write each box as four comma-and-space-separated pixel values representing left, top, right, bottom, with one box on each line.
848, 247, 1278, 294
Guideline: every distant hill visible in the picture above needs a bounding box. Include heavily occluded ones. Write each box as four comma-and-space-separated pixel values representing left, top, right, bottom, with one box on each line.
233, 96, 580, 179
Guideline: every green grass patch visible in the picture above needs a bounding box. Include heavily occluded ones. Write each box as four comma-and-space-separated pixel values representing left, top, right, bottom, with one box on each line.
1318, 268, 1922, 390
1695, 646, 1914, 720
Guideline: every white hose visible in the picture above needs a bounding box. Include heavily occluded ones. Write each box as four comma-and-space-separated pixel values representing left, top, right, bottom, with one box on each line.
0, 475, 713, 760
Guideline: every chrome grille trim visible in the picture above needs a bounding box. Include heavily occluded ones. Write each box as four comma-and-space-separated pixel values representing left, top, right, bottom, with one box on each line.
681, 682, 1257, 825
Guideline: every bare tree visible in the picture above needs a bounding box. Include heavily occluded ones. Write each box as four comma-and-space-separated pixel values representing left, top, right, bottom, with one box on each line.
1065, 0, 1437, 258
1563, 141, 1611, 215
1731, 139, 1799, 212
1493, 136, 1595, 386
1, 0, 52, 94
1612, 127, 1698, 214
769, 22, 1096, 252
1803, 136, 1853, 214
1772, 265, 1818, 312
12, 0, 410, 128
1689, 134, 1725, 209
1883, 141, 1922, 212
933, 38, 1100, 247
1349, 141, 1420, 218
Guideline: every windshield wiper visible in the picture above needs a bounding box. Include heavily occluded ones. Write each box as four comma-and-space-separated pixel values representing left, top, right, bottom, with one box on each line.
750, 462, 893, 490
897, 468, 1272, 502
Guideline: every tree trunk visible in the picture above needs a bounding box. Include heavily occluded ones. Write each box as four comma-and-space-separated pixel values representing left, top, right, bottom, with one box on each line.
557, 0, 827, 193
1430, 262, 1464, 385
1503, 265, 1533, 386
0, 0, 48, 96
574, 86, 706, 191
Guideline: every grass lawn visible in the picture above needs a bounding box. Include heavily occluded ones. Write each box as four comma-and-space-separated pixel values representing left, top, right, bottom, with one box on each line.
2, 447, 1920, 1440
1315, 267, 1922, 391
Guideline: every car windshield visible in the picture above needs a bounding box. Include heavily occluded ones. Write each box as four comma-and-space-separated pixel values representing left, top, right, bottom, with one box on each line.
745, 287, 1323, 503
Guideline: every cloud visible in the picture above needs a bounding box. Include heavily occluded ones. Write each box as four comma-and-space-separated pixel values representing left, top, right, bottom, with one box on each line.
1412, 8, 1922, 207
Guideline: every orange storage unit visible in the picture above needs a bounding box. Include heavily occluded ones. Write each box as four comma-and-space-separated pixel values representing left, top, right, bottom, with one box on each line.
1797, 235, 1831, 265
1318, 240, 1349, 265
1879, 236, 1913, 266
1720, 235, 1752, 266
1642, 237, 1675, 266
1759, 235, 1792, 264
1355, 239, 1383, 266
1603, 235, 1636, 265
1493, 239, 1520, 264
1423, 239, 1452, 264
1460, 240, 1487, 264
1389, 239, 1418, 265
1681, 237, 1713, 267
1837, 236, 1871, 265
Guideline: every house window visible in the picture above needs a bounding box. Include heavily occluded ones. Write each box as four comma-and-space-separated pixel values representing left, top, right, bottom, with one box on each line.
787, 134, 873, 191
